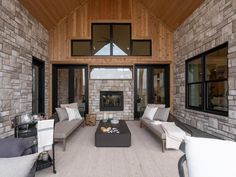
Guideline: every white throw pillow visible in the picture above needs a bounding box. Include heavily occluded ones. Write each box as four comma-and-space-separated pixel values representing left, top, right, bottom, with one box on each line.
185, 136, 236, 177
60, 102, 78, 109
154, 108, 170, 121
0, 153, 38, 177
142, 105, 158, 120
66, 108, 82, 121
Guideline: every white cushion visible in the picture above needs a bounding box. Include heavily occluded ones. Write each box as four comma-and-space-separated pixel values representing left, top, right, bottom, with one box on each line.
60, 102, 78, 109
185, 136, 236, 177
154, 108, 170, 121
0, 153, 38, 177
142, 105, 158, 120
65, 108, 82, 121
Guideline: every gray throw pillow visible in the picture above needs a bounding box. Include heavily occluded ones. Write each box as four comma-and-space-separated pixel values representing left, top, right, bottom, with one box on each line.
0, 138, 33, 158
0, 153, 38, 177
154, 108, 170, 121
56, 108, 69, 121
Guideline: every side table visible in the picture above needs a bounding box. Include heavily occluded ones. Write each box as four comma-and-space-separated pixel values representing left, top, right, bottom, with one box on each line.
85, 114, 96, 126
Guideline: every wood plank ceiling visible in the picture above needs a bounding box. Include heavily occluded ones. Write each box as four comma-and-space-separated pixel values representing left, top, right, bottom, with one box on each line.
19, 0, 204, 31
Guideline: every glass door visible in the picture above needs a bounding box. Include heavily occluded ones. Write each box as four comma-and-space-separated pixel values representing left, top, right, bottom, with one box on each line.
134, 65, 170, 119
52, 65, 88, 115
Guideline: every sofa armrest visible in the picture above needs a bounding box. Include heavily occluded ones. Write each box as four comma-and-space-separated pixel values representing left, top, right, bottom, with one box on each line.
178, 155, 186, 177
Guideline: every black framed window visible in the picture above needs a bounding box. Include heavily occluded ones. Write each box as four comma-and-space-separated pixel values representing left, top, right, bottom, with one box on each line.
92, 23, 131, 56
186, 43, 228, 116
71, 40, 91, 56
131, 40, 152, 56
70, 23, 152, 56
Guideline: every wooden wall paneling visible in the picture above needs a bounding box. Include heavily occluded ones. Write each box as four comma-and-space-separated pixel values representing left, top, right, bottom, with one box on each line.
88, 0, 131, 20
75, 3, 90, 38
132, 0, 149, 38
48, 0, 174, 64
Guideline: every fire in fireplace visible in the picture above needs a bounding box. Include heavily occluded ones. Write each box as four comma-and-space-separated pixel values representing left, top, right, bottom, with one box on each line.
100, 91, 123, 111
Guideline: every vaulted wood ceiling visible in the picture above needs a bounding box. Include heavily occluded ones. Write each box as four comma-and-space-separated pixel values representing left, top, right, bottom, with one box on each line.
19, 0, 204, 31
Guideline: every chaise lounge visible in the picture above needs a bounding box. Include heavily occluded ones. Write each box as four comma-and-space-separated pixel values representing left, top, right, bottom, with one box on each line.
140, 110, 192, 152
52, 113, 85, 151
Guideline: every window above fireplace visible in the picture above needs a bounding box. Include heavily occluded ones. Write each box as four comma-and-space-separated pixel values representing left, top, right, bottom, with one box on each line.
71, 23, 152, 56
90, 66, 133, 80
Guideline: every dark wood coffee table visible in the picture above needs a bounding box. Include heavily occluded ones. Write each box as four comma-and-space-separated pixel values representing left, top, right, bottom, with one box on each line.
95, 120, 131, 147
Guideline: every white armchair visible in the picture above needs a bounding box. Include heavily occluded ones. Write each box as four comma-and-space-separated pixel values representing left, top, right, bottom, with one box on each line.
178, 136, 236, 177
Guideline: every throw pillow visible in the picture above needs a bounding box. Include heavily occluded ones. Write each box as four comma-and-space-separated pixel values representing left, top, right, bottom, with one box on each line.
60, 102, 78, 109
56, 108, 68, 121
142, 105, 158, 120
154, 108, 170, 121
0, 153, 38, 177
185, 136, 236, 177
0, 138, 33, 158
65, 108, 82, 121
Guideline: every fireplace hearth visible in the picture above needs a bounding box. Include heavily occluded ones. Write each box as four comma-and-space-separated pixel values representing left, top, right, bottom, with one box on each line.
100, 91, 123, 111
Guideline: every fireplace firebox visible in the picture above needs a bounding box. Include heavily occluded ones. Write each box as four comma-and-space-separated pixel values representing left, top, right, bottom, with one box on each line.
100, 91, 123, 111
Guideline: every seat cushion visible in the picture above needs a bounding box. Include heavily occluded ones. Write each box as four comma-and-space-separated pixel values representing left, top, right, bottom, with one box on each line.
141, 118, 166, 139
54, 119, 84, 139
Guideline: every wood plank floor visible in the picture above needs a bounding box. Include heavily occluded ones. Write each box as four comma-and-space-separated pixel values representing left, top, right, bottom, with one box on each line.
36, 121, 183, 177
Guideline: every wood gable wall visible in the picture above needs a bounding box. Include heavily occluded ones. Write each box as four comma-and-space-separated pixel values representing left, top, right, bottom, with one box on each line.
48, 0, 174, 114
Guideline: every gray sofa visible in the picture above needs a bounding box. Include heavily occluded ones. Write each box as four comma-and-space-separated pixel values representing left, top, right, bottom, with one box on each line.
52, 113, 85, 151
140, 114, 191, 152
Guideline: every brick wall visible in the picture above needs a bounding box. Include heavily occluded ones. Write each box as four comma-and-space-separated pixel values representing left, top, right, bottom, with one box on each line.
174, 0, 236, 140
89, 80, 134, 120
0, 0, 49, 138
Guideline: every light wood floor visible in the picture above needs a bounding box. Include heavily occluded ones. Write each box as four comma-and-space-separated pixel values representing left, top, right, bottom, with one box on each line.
36, 121, 183, 177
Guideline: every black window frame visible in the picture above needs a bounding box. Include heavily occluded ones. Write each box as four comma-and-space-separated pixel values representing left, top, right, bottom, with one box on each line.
71, 40, 91, 56
70, 23, 152, 57
186, 43, 228, 116
92, 23, 132, 56
131, 40, 152, 56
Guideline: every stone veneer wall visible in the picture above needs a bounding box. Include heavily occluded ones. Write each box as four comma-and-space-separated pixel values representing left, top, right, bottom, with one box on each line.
0, 0, 49, 138
89, 80, 134, 120
174, 0, 236, 140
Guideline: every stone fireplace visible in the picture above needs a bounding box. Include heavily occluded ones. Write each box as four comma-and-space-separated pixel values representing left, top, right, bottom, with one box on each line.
100, 91, 123, 111
89, 80, 134, 120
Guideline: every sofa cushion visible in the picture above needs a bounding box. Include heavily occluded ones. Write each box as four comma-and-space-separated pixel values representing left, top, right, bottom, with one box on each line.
0, 153, 38, 177
154, 108, 170, 121
56, 108, 68, 122
0, 138, 33, 158
54, 119, 83, 139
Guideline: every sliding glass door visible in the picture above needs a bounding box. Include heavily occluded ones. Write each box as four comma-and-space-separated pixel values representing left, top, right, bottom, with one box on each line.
134, 65, 170, 119
52, 65, 88, 115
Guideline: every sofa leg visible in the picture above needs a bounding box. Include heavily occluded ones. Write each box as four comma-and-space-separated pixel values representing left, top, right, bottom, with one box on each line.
63, 139, 66, 151
140, 122, 143, 128
162, 140, 166, 152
